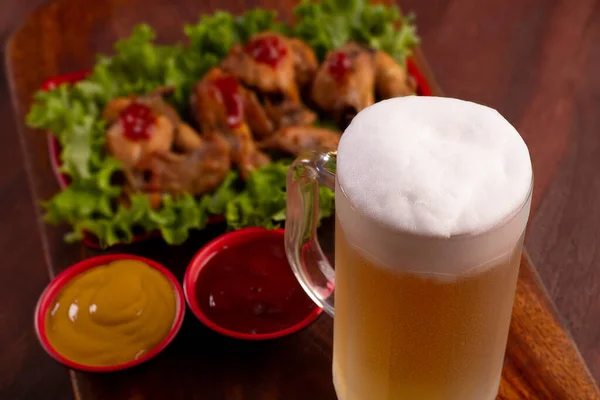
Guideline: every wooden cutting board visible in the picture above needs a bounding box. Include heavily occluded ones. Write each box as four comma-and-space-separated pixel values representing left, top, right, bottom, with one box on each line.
5, 0, 599, 398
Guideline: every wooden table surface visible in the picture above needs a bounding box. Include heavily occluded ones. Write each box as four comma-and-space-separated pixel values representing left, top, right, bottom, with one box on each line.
1, 0, 600, 399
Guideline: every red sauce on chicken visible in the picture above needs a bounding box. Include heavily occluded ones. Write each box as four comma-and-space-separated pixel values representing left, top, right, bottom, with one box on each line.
244, 35, 288, 67
212, 76, 244, 128
194, 235, 317, 334
327, 51, 352, 82
119, 103, 156, 141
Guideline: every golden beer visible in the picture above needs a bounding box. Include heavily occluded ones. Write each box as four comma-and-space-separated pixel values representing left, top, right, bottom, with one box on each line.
285, 97, 533, 400
333, 218, 523, 400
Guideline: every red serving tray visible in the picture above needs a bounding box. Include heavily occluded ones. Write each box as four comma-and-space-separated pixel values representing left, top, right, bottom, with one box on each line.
42, 59, 432, 248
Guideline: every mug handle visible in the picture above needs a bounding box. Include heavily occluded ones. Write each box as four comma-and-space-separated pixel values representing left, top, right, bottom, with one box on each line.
285, 150, 337, 317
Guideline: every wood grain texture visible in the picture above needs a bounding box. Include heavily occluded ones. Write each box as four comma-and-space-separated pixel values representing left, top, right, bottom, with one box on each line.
3, 0, 600, 399
502, 255, 598, 399
0, 1, 76, 399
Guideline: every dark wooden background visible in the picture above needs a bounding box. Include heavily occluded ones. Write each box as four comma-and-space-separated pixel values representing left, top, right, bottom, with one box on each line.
1, 0, 599, 398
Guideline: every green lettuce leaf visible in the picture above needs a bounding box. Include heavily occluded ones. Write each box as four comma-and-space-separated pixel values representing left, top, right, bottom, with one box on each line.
43, 159, 333, 248
293, 0, 419, 65
223, 161, 333, 231
236, 9, 289, 41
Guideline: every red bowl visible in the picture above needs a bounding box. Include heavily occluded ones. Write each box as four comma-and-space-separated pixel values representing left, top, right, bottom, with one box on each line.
183, 227, 323, 340
34, 254, 186, 372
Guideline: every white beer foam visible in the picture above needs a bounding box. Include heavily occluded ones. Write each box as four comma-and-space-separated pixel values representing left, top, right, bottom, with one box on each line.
336, 96, 532, 276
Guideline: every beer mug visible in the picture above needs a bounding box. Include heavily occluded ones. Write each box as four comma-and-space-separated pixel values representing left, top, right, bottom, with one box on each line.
284, 97, 532, 400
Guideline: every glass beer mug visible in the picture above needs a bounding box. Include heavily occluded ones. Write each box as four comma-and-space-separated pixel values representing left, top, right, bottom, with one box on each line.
284, 97, 533, 400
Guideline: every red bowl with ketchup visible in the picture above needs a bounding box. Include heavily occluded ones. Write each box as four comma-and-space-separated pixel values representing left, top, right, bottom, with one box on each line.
184, 227, 323, 340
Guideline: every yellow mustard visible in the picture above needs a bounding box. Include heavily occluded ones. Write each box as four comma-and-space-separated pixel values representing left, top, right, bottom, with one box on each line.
45, 259, 176, 366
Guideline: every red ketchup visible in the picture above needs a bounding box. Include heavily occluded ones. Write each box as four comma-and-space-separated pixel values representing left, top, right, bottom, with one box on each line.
327, 51, 352, 82
244, 35, 288, 67
195, 235, 317, 334
212, 76, 244, 128
119, 103, 156, 141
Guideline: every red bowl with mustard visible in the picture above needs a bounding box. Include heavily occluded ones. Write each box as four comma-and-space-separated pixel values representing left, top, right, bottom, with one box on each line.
34, 254, 185, 372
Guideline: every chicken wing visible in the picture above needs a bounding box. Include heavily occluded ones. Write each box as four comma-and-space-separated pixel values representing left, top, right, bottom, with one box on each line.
191, 68, 271, 179
135, 132, 231, 196
288, 38, 319, 88
104, 101, 175, 169
241, 89, 274, 140
191, 68, 234, 132
311, 42, 376, 127
374, 51, 417, 99
263, 99, 317, 130
228, 123, 271, 179
221, 33, 321, 133
103, 89, 203, 168
222, 32, 299, 102
173, 122, 204, 152
258, 126, 340, 156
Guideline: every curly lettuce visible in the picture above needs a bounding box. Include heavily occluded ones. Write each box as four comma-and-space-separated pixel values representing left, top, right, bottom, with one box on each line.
293, 0, 419, 64
25, 2, 418, 248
